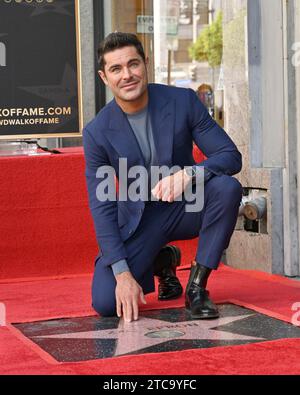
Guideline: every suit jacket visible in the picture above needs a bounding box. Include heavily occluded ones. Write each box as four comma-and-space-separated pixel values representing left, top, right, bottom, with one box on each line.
83, 83, 242, 267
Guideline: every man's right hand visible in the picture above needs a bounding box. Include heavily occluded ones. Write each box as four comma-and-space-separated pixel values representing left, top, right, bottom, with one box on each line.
115, 271, 146, 322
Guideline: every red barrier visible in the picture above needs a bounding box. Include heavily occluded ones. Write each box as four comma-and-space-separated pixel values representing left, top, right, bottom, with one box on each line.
0, 146, 204, 281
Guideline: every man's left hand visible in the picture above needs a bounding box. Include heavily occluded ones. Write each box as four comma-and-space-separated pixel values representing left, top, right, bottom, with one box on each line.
151, 169, 192, 202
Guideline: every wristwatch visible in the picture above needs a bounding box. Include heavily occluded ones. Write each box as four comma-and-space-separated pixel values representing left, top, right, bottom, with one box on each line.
184, 165, 197, 180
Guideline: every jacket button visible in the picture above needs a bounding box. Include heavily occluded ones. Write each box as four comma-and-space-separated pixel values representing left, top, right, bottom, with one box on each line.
129, 229, 133, 234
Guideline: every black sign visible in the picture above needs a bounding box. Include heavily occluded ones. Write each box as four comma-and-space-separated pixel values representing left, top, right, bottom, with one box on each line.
0, 0, 82, 139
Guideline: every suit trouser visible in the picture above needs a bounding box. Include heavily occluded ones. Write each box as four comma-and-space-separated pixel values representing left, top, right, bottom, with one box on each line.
92, 175, 243, 316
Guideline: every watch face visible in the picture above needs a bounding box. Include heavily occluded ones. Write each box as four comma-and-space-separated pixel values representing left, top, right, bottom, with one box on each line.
185, 167, 195, 177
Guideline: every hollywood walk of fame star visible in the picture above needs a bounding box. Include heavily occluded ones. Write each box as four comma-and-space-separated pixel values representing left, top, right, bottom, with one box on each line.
35, 314, 264, 357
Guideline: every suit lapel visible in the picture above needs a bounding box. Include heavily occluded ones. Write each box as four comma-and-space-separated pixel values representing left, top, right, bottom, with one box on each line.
103, 100, 146, 168
149, 85, 175, 167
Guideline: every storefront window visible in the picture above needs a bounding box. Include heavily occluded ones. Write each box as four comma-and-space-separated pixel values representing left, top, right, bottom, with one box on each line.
104, 0, 154, 83
103, 0, 249, 129
153, 0, 225, 126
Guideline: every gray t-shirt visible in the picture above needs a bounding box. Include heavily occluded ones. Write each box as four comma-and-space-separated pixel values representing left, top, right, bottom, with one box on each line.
126, 106, 157, 171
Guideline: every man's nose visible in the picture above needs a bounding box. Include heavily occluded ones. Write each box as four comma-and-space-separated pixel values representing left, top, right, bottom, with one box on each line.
122, 67, 132, 79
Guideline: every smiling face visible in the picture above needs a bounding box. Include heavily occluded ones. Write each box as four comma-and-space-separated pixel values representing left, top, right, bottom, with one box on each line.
99, 46, 149, 113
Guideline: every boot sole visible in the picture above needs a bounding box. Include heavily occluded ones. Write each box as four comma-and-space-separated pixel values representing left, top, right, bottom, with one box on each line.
185, 306, 219, 319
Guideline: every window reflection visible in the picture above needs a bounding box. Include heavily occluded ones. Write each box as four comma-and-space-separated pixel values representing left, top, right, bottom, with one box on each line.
154, 0, 224, 126
105, 0, 249, 129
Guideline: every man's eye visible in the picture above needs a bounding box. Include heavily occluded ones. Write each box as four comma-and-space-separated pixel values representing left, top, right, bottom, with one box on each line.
111, 68, 120, 73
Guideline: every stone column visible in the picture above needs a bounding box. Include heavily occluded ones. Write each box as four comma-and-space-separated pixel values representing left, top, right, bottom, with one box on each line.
222, 0, 284, 273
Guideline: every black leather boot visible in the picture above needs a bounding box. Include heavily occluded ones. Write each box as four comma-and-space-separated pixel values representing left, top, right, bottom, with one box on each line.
185, 261, 219, 319
153, 245, 183, 301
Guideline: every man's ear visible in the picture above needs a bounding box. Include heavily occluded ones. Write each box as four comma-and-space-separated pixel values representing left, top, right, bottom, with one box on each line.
98, 70, 108, 86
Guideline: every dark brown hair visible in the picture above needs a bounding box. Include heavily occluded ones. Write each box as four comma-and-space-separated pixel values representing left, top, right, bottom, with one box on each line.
97, 32, 146, 72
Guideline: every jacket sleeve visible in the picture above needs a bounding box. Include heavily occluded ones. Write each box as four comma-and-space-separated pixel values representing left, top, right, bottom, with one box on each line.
83, 127, 128, 267
188, 89, 242, 176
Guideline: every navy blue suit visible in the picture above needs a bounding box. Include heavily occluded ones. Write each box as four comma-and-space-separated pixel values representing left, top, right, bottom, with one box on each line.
83, 84, 242, 316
